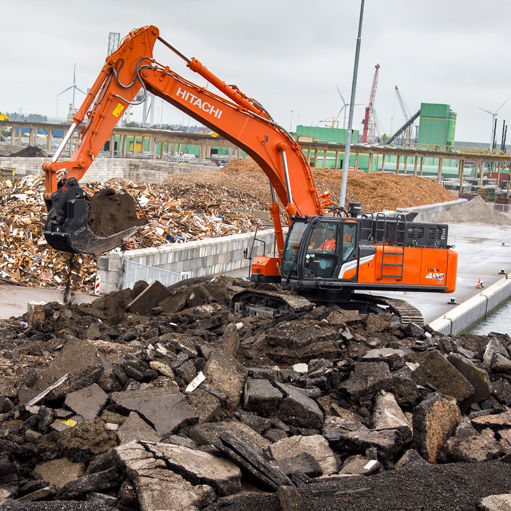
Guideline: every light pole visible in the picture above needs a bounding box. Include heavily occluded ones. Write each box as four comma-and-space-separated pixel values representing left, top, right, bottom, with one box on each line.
340, 0, 365, 209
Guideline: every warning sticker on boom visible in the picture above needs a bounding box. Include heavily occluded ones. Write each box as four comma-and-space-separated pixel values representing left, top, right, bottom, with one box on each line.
112, 103, 124, 118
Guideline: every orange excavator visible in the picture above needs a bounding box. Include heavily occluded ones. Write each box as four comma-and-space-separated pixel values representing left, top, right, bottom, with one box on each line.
42, 26, 457, 314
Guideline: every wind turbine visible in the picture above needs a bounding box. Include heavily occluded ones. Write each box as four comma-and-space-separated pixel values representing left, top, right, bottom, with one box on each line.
56, 65, 86, 114
335, 86, 363, 129
479, 98, 510, 150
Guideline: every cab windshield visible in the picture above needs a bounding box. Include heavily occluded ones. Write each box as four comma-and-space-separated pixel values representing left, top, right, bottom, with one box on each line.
281, 221, 307, 276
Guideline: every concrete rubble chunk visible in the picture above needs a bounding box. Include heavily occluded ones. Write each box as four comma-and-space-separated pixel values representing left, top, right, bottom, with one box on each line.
274, 382, 324, 428
412, 350, 474, 403
274, 453, 322, 478
145, 441, 242, 496
394, 448, 427, 469
491, 353, 511, 374
57, 466, 120, 499
278, 485, 303, 511
325, 427, 411, 459
33, 458, 84, 488
56, 418, 118, 456
323, 414, 368, 436
412, 392, 462, 463
219, 323, 240, 357
483, 338, 509, 368
186, 387, 221, 424
117, 411, 161, 444
218, 432, 292, 491
447, 353, 491, 403
339, 455, 380, 476
363, 347, 407, 364
372, 391, 410, 431
389, 375, 419, 408
149, 360, 175, 378
17, 338, 102, 405
269, 434, 337, 476
342, 361, 393, 401
111, 387, 198, 435
16, 486, 57, 502
498, 429, 511, 453
127, 280, 171, 315
64, 383, 108, 421
479, 493, 511, 511
471, 410, 511, 430
444, 420, 503, 462
114, 441, 215, 511
492, 378, 511, 406
243, 378, 283, 416
188, 421, 270, 453
205, 349, 246, 408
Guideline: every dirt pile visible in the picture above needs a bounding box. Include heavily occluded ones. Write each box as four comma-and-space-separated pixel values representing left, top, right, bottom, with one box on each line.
432, 195, 511, 225
221, 159, 456, 211
87, 189, 147, 238
10, 146, 47, 157
0, 277, 510, 509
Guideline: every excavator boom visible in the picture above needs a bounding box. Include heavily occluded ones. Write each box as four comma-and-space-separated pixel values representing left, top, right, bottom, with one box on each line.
42, 25, 330, 255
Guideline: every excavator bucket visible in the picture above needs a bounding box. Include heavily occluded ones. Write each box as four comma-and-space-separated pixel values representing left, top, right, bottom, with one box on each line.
43, 178, 145, 255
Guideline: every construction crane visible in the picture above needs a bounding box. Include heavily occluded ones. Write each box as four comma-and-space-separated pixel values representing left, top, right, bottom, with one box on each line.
361, 64, 380, 143
395, 85, 413, 144
395, 86, 409, 122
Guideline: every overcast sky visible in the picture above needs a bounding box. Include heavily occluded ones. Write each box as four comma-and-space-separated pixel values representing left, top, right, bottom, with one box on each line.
1, 0, 510, 143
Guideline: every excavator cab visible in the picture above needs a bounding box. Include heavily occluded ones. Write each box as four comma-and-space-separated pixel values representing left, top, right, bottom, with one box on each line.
281, 217, 358, 282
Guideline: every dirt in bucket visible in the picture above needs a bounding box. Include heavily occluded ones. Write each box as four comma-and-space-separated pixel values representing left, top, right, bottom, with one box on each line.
87, 188, 147, 237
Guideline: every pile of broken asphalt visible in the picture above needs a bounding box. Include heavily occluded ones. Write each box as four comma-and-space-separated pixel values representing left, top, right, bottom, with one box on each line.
1, 276, 511, 510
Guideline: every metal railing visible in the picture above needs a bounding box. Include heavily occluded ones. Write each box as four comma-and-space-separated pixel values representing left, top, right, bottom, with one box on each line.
121, 258, 186, 290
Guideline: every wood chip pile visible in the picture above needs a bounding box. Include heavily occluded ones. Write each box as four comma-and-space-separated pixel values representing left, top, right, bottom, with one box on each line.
0, 160, 455, 291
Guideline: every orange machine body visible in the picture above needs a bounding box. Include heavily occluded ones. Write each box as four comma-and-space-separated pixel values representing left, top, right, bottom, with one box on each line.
341, 245, 458, 292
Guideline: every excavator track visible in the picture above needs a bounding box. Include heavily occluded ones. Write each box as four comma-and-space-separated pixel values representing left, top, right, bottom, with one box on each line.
362, 296, 424, 326
231, 288, 314, 318
231, 287, 424, 325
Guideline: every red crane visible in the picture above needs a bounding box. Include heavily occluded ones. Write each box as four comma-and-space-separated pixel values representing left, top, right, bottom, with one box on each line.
361, 64, 380, 143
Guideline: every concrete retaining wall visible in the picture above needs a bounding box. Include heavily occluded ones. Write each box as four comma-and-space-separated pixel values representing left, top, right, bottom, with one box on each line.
0, 156, 212, 182
97, 229, 276, 294
429, 274, 511, 335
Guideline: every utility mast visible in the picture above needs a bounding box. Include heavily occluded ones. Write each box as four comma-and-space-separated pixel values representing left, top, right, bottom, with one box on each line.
361, 64, 380, 143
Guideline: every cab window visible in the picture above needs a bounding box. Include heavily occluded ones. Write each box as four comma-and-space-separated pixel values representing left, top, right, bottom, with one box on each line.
304, 222, 338, 278
341, 223, 357, 262
281, 221, 307, 276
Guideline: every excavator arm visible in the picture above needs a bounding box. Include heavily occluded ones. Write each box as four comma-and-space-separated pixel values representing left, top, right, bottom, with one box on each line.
43, 25, 331, 255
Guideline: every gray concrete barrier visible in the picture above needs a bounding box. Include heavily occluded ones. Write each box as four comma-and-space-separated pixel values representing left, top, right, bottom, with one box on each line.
429, 274, 511, 335
96, 229, 277, 294
0, 156, 213, 182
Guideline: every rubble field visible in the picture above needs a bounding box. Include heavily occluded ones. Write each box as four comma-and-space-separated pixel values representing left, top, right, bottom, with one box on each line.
1, 276, 511, 510
0, 160, 455, 291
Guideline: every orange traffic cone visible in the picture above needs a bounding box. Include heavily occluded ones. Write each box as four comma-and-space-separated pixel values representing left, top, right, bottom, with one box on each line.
476, 278, 484, 289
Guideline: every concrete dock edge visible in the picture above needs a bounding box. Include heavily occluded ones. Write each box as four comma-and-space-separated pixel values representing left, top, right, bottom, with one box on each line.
429, 274, 511, 335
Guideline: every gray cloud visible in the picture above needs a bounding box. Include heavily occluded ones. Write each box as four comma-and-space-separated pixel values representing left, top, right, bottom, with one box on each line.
1, 0, 509, 142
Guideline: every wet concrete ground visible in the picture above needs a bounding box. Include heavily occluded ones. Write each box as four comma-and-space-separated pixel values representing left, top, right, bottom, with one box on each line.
0, 285, 95, 319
